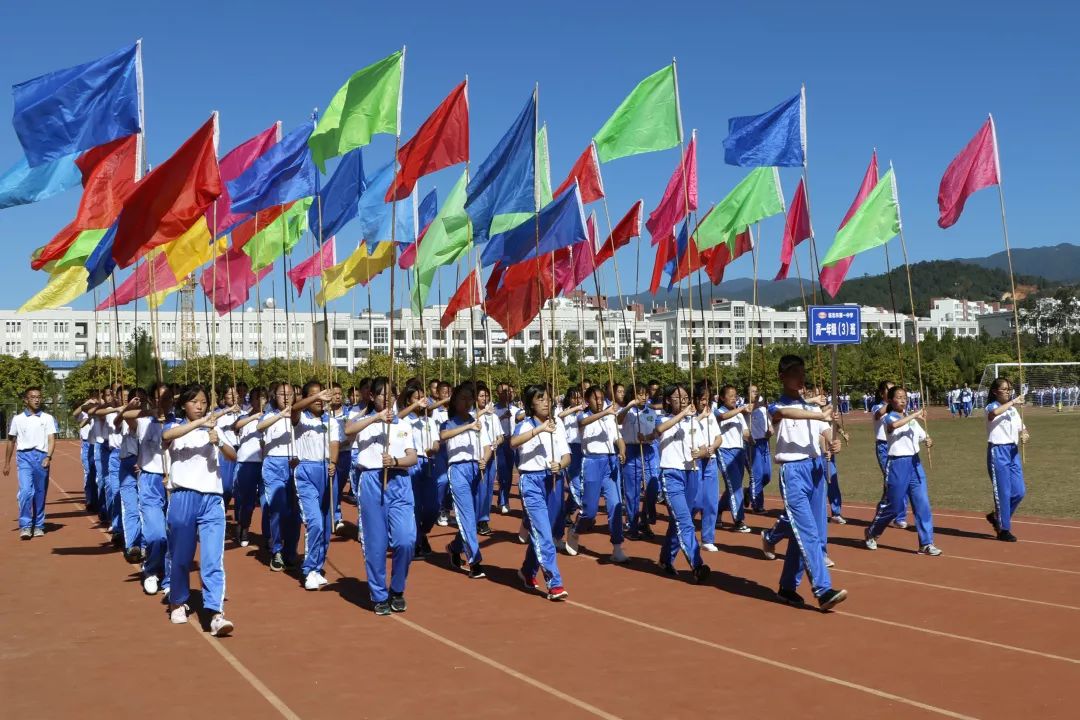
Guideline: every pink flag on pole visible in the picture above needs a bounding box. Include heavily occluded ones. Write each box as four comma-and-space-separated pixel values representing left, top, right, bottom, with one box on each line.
819, 151, 879, 297
209, 123, 280, 234
937, 116, 1000, 229
288, 238, 336, 294
646, 131, 697, 247
97, 253, 177, 310
774, 178, 812, 281
200, 247, 272, 315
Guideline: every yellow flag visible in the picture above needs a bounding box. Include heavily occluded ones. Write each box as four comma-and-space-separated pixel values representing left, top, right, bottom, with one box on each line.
162, 217, 227, 280
148, 283, 182, 309
316, 242, 393, 305
19, 266, 89, 312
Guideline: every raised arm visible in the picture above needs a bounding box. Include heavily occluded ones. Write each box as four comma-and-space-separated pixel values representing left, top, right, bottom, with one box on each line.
440, 418, 480, 442
885, 409, 924, 433
988, 395, 1025, 418
579, 405, 616, 428
655, 406, 692, 435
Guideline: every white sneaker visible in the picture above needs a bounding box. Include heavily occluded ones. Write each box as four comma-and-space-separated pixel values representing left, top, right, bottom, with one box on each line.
334, 521, 345, 533
761, 536, 776, 561
169, 605, 188, 624
142, 575, 159, 596
824, 555, 836, 568
317, 573, 329, 586
919, 544, 943, 556
304, 572, 322, 591
209, 615, 234, 637
865, 536, 878, 550
610, 544, 630, 563
436, 513, 449, 527
702, 543, 719, 552
499, 505, 510, 515
516, 523, 529, 544
565, 531, 580, 555
830, 515, 848, 525
891, 520, 908, 529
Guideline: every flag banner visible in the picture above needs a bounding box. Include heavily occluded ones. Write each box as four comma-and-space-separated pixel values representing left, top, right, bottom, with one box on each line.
555, 215, 597, 295
19, 266, 89, 313
553, 143, 604, 204
228, 124, 316, 216
211, 124, 280, 235
821, 169, 900, 266
485, 258, 558, 338
465, 93, 536, 245
412, 171, 470, 312
388, 80, 468, 200
649, 231, 674, 295
289, 238, 336, 294
243, 198, 313, 271
536, 125, 554, 208
775, 177, 812, 281
664, 220, 690, 289
646, 131, 697, 246
937, 117, 1000, 228
30, 134, 139, 270
723, 90, 805, 167
480, 184, 587, 267
440, 268, 481, 328
317, 241, 394, 305
231, 204, 291, 250
50, 229, 109, 273
112, 116, 221, 267
85, 223, 119, 290
200, 247, 272, 315
355, 160, 416, 245
310, 50, 403, 172
98, 252, 176, 310
703, 230, 753, 285
164, 218, 228, 280
311, 147, 365, 240
595, 200, 643, 267
0, 152, 81, 209
13, 42, 141, 166
693, 167, 784, 251
593, 65, 679, 162
820, 151, 879, 297
399, 188, 438, 269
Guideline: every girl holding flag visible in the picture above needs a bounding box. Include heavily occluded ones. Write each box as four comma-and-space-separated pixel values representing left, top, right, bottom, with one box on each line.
291, 382, 338, 592
257, 382, 300, 573
232, 388, 266, 548
441, 383, 492, 580
716, 385, 752, 534
984, 378, 1029, 542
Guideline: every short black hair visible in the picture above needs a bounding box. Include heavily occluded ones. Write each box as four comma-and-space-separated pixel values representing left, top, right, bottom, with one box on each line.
778, 354, 805, 375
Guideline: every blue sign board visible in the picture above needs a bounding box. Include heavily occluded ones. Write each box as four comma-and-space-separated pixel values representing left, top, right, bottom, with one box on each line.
808, 305, 862, 345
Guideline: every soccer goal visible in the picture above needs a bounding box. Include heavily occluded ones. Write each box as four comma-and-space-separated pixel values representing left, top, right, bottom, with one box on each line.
977, 362, 1080, 410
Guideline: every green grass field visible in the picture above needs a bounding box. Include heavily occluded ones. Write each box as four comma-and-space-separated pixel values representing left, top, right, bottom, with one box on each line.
774, 408, 1080, 520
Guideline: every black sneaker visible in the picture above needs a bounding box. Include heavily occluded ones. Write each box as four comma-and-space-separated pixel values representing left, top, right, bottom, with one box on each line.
817, 588, 848, 611
420, 535, 432, 555
390, 594, 407, 613
778, 587, 805, 606
468, 563, 487, 580
374, 601, 392, 616
477, 521, 492, 537
690, 563, 711, 585
639, 524, 655, 539
111, 533, 124, 548
123, 547, 142, 564
659, 561, 677, 576
743, 490, 751, 509
447, 543, 465, 571
986, 512, 1000, 532
414, 540, 428, 559
270, 552, 285, 572
625, 530, 642, 541
997, 529, 1018, 542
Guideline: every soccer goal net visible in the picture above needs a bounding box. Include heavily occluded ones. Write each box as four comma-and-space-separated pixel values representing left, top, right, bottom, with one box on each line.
977, 362, 1080, 410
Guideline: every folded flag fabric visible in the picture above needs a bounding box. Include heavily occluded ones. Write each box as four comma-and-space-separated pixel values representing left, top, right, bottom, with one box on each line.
200, 247, 273, 315
692, 167, 784, 252
228, 123, 316, 217
210, 123, 280, 235
480, 184, 587, 267
593, 65, 680, 163
553, 143, 604, 204
355, 160, 415, 245
0, 151, 81, 210
84, 224, 119, 290
49, 229, 109, 273
310, 147, 365, 240
820, 169, 900, 267
97, 252, 176, 310
13, 42, 141, 167
317, 241, 394, 305
412, 171, 470, 312
819, 151, 878, 297
594, 200, 643, 268
774, 177, 812, 281
243, 198, 313, 271
163, 218, 228, 280
19, 266, 90, 313
723, 90, 805, 168
289, 238, 336, 294
937, 116, 1000, 229
440, 268, 481, 329
399, 187, 438, 269
646, 131, 697, 246
387, 80, 468, 201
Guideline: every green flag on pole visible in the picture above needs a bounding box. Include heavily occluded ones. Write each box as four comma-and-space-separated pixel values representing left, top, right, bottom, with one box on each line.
412, 171, 472, 313
309, 50, 403, 172
244, 198, 313, 270
693, 167, 784, 252
536, 124, 553, 207
820, 169, 899, 266
593, 65, 680, 163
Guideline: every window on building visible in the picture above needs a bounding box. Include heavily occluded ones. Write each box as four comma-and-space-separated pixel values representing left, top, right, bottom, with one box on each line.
734, 321, 745, 331
334, 348, 348, 359
53, 322, 69, 334
6, 321, 21, 334
374, 327, 388, 344
453, 330, 467, 341
529, 331, 541, 341
354, 329, 368, 341
619, 329, 631, 344
585, 330, 597, 341
734, 337, 746, 348
733, 306, 745, 317
413, 330, 424, 341
274, 323, 286, 335
393, 330, 405, 341
333, 329, 347, 341
474, 331, 485, 341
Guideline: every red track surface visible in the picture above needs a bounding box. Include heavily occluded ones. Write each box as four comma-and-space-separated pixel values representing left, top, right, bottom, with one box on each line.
2, 441, 1078, 719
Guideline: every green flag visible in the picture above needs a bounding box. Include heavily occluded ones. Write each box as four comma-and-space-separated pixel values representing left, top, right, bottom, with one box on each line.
593, 65, 680, 163
694, 168, 784, 251
821, 169, 899, 266
537, 125, 553, 207
309, 50, 403, 172
412, 171, 472, 312
244, 198, 313, 270
53, 229, 108, 271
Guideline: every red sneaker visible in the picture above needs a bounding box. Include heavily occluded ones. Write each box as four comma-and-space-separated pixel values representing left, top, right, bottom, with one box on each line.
517, 569, 539, 590
547, 586, 568, 601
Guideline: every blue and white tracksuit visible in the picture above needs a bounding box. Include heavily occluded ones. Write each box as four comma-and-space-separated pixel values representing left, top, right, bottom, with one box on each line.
494, 403, 520, 509
866, 412, 934, 548
136, 414, 175, 583
118, 424, 141, 550
77, 414, 97, 510
105, 414, 123, 535
406, 412, 437, 538
216, 411, 240, 513
232, 413, 263, 535
516, 416, 570, 588
476, 411, 502, 522
573, 412, 624, 546
716, 408, 748, 527
657, 413, 705, 570
293, 410, 335, 578
986, 401, 1026, 532
261, 410, 300, 562
443, 415, 488, 565
872, 402, 909, 522
10, 409, 55, 531
748, 405, 772, 512
620, 406, 656, 535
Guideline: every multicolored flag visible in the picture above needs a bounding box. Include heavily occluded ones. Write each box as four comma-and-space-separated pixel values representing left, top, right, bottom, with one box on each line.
819, 152, 879, 297
775, 178, 812, 281
820, 169, 900, 266
412, 172, 470, 312
593, 65, 680, 162
387, 80, 468, 201
723, 89, 805, 167
937, 116, 1000, 228
243, 198, 313, 271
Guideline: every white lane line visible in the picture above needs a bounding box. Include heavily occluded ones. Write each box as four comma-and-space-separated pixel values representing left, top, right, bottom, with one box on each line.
828, 502, 1080, 531
47, 460, 304, 720
836, 611, 1080, 665
567, 601, 980, 720
945, 554, 1080, 576
831, 569, 1080, 611
1020, 539, 1080, 549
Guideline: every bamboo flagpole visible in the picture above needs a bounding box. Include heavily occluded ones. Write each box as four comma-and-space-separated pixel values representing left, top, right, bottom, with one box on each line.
383, 45, 407, 488
671, 59, 698, 453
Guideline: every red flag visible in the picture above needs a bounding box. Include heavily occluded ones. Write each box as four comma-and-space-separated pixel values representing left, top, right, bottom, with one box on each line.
288, 238, 336, 294
112, 116, 222, 268
387, 81, 469, 201
31, 135, 139, 270
231, 202, 293, 250
649, 232, 674, 295
820, 152, 879, 297
97, 253, 177, 310
646, 131, 697, 247
552, 143, 604, 204
703, 230, 753, 286
440, 268, 482, 329
937, 116, 1000, 229
486, 258, 557, 338
398, 211, 437, 270
594, 200, 643, 267
209, 123, 279, 234
200, 246, 272, 315
774, 178, 812, 281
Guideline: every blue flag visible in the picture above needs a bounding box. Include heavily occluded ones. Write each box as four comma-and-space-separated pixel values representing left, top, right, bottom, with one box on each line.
418, 188, 438, 231
355, 160, 416, 245
480, 184, 586, 267
0, 152, 81, 209
228, 124, 318, 215
723, 91, 805, 168
13, 43, 141, 167
665, 219, 690, 290
311, 147, 365, 239
465, 93, 536, 245
84, 223, 119, 290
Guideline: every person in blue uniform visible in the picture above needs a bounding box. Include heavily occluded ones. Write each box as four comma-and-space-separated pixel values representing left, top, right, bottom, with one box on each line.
256, 382, 300, 573
5, 387, 57, 539
398, 383, 438, 558
291, 382, 339, 592
984, 378, 1029, 542
440, 382, 492, 580
231, 388, 265, 547
746, 384, 772, 513
133, 382, 174, 595
618, 383, 656, 541
715, 384, 752, 533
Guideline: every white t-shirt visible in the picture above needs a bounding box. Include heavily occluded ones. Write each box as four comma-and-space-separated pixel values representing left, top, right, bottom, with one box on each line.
9, 410, 57, 452
871, 402, 889, 442
234, 413, 263, 463
92, 413, 108, 444
658, 414, 703, 471
215, 411, 240, 450
478, 409, 503, 449
355, 414, 413, 470
581, 412, 619, 456
750, 405, 770, 441
294, 411, 334, 462
885, 412, 927, 457
261, 410, 294, 457
494, 402, 520, 439
78, 411, 92, 441
442, 415, 489, 464
717, 409, 746, 449
407, 413, 437, 458
136, 415, 175, 474
119, 418, 139, 458
771, 397, 828, 462
515, 416, 571, 472
986, 402, 1024, 445
562, 411, 582, 445
620, 406, 657, 446
106, 411, 123, 450
167, 425, 223, 494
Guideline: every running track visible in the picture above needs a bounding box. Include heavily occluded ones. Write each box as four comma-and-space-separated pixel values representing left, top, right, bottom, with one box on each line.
2, 441, 1077, 719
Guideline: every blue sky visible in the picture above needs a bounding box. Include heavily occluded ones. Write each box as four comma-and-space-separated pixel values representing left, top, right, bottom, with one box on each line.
1, 0, 1076, 314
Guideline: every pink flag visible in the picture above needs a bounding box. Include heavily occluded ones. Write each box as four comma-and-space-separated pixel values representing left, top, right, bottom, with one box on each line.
209, 123, 280, 235
556, 214, 598, 294
774, 178, 812, 281
937, 117, 1000, 229
819, 152, 879, 297
553, 143, 605, 204
288, 238, 336, 294
97, 253, 177, 310
646, 131, 697, 246
200, 247, 272, 315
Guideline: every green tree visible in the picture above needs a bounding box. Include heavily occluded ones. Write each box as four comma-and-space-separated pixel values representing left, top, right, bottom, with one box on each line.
125, 328, 159, 389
